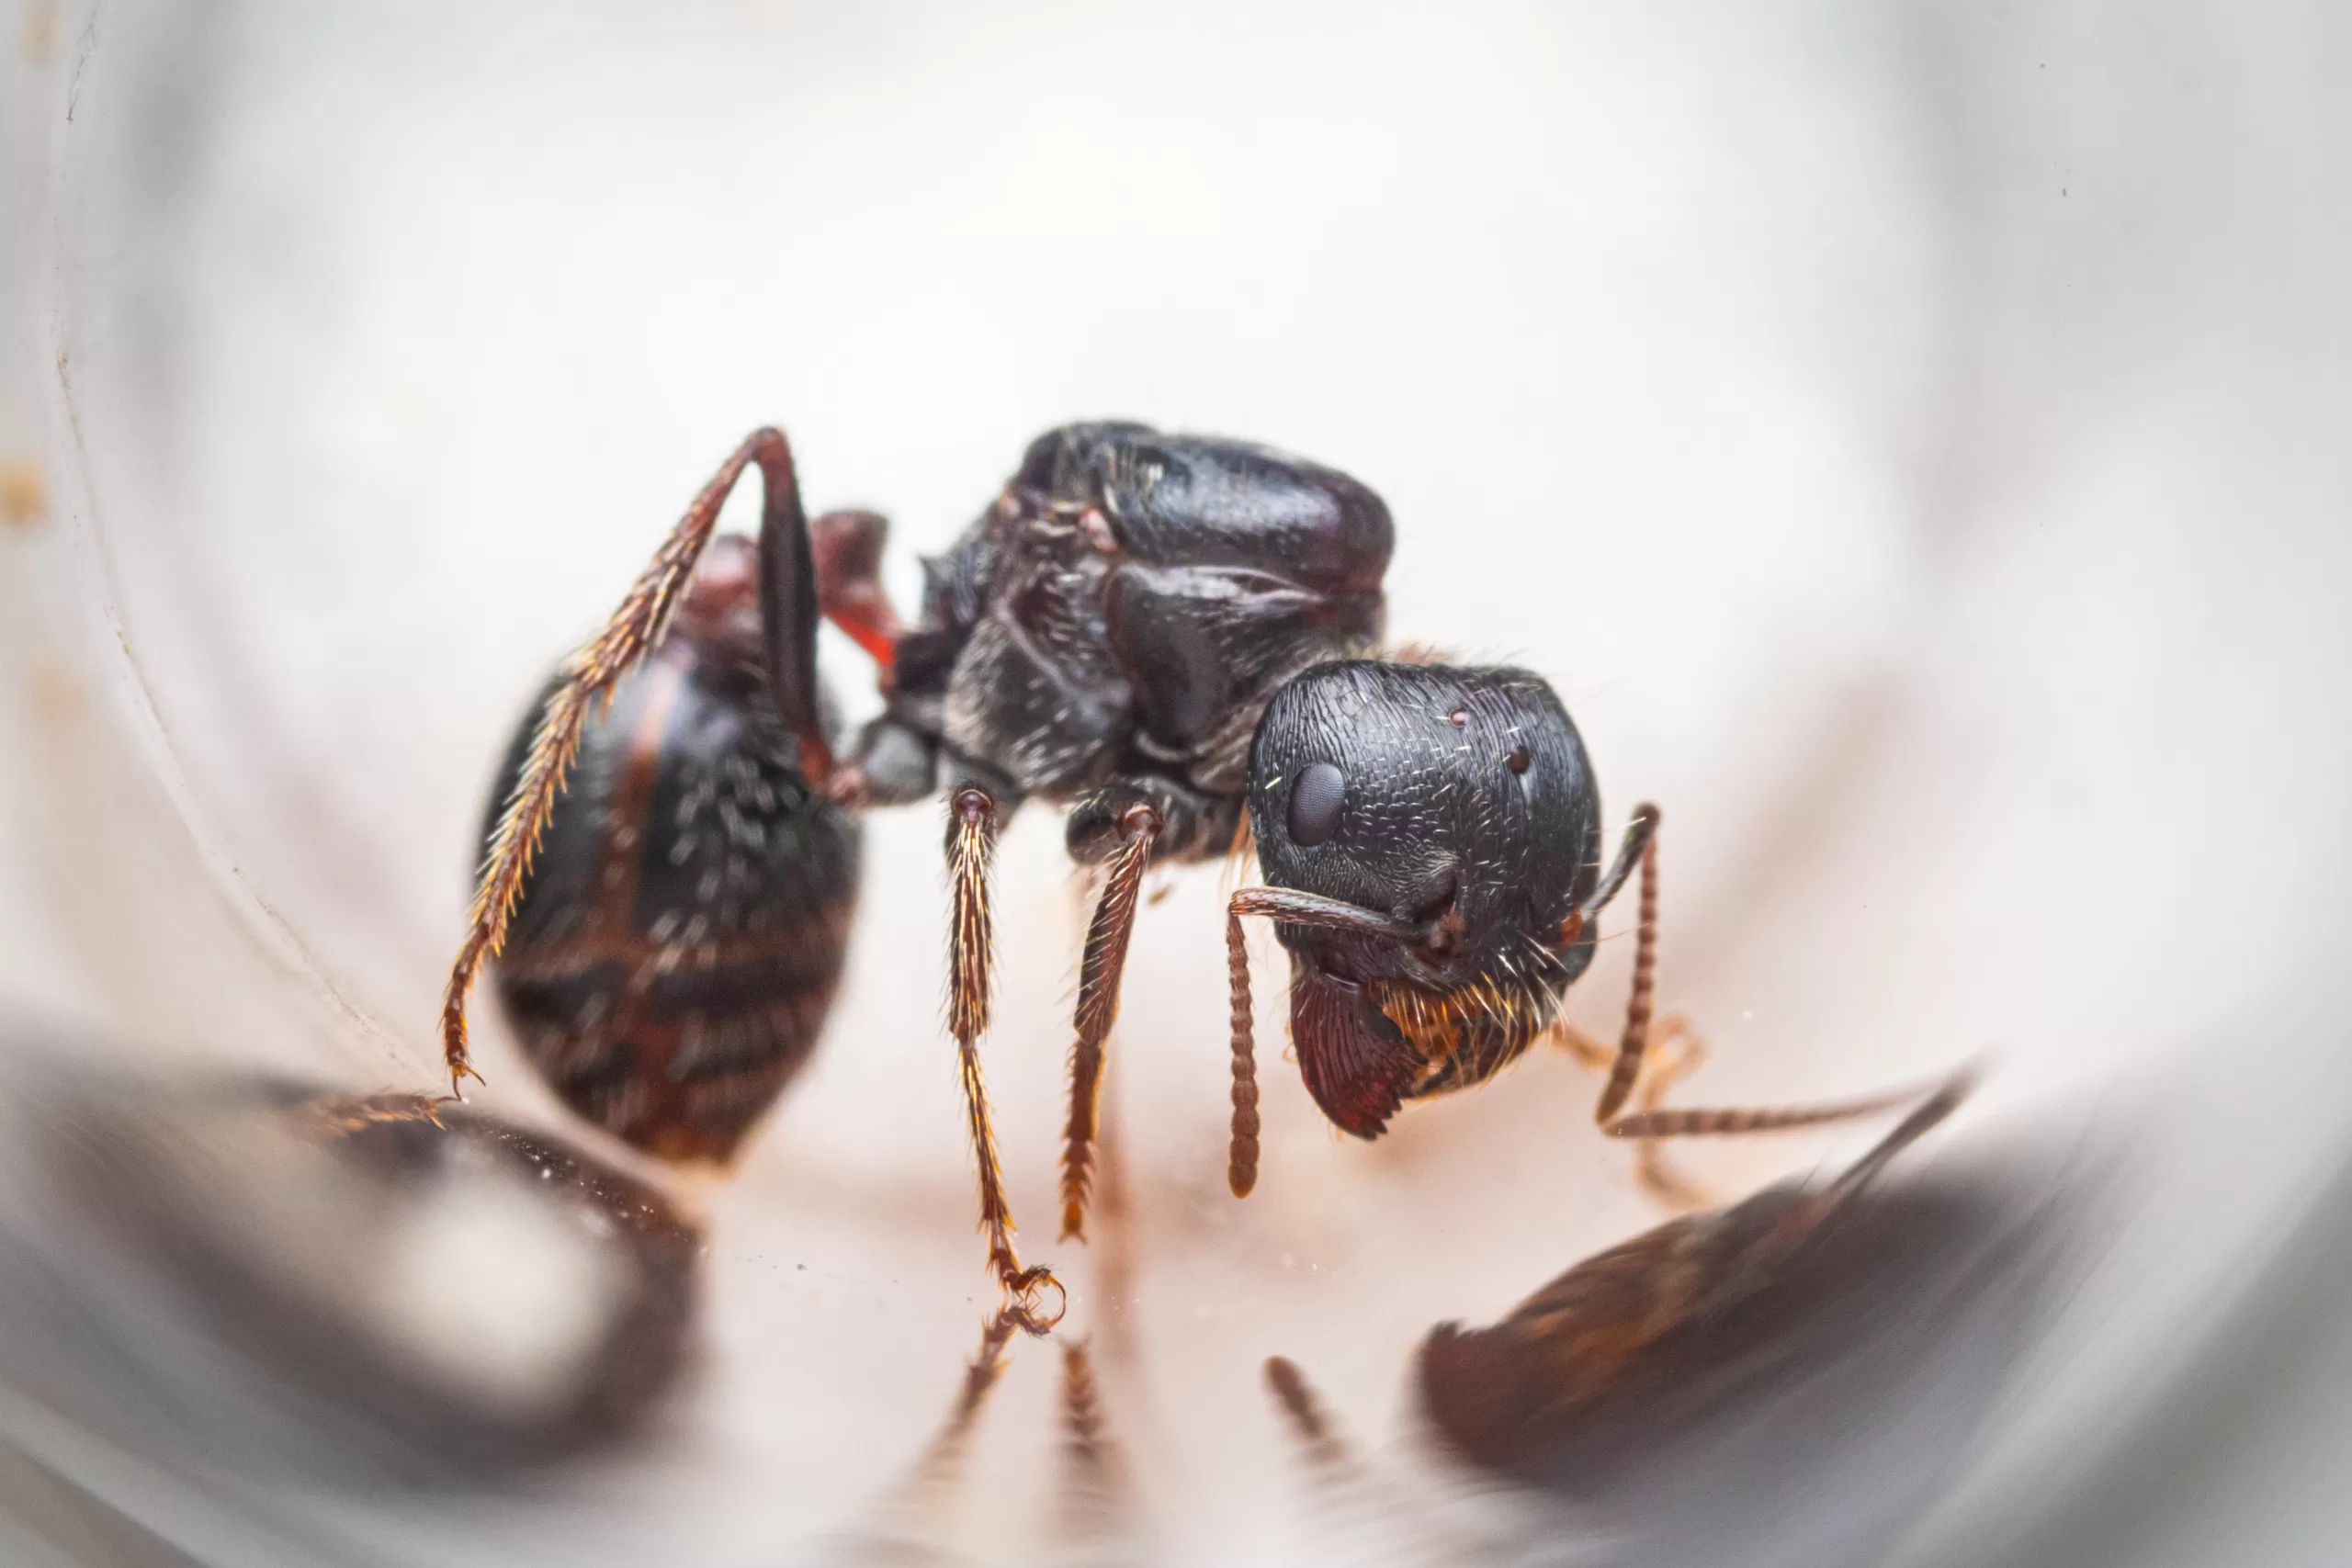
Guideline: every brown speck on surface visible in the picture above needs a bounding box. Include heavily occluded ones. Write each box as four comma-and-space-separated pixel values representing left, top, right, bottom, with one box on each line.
21, 0, 55, 64
1, 458, 49, 529
27, 660, 81, 726
1507, 744, 1532, 773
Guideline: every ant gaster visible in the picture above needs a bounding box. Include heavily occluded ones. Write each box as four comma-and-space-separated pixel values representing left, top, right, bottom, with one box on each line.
469, 518, 860, 1165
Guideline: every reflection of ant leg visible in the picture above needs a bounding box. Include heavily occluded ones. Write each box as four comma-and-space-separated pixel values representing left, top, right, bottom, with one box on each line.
944, 786, 1063, 1330
1587, 811, 1940, 1175
847, 1309, 1025, 1560
1057, 1340, 1136, 1546
909, 1309, 1024, 1490
1265, 1358, 1506, 1562
1264, 1358, 1355, 1474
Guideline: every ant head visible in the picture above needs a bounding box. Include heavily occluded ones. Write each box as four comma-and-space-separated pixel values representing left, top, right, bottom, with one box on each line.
1242, 660, 1605, 1134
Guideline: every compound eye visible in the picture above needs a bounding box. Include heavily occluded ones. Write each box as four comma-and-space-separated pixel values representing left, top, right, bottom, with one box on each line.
1286, 761, 1347, 847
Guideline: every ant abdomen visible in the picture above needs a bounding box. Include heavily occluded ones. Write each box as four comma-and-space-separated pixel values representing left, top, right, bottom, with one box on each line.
484, 537, 861, 1163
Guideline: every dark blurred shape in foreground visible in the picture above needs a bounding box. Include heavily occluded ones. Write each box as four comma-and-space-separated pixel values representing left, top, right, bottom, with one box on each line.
0, 1037, 702, 1495
1419, 1075, 2079, 1566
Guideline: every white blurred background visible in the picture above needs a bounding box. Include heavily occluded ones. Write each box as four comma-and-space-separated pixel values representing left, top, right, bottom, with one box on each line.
4, 1, 2351, 1563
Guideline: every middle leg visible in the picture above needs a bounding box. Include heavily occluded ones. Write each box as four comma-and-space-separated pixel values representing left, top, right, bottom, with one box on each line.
1059, 799, 1159, 1242
1057, 775, 1241, 1240
945, 785, 1062, 1329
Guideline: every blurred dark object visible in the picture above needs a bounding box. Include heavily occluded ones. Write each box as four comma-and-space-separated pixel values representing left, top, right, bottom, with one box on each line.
1419, 1079, 2074, 1565
0, 1047, 703, 1494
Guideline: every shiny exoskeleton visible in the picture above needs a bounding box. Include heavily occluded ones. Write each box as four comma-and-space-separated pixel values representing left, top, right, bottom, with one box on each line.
844, 422, 1394, 855
443, 421, 1932, 1320
483, 536, 860, 1162
440, 422, 1393, 1324
1245, 660, 1606, 1138
1222, 657, 1945, 1213
812, 423, 1397, 1290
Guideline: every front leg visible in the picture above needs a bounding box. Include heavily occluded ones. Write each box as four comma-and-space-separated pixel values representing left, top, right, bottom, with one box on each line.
1057, 776, 1240, 1241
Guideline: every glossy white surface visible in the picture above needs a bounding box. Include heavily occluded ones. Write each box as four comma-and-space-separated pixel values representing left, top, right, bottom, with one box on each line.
4, 3, 2349, 1562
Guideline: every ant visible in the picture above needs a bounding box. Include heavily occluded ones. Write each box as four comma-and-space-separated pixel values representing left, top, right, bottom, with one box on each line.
439, 423, 1390, 1322
437, 422, 1937, 1320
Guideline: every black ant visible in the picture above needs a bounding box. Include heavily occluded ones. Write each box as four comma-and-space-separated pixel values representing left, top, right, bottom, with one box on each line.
437, 423, 1938, 1323
439, 423, 1389, 1322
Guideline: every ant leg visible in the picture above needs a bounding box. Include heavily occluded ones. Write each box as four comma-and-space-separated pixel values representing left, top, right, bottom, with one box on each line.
752, 437, 836, 789
1795, 1066, 1975, 1216
1586, 806, 1938, 1168
1545, 1019, 1615, 1073
1628, 1015, 1712, 1207
1741, 1066, 1979, 1270
441, 427, 808, 1097
1549, 1010, 1710, 1205
945, 786, 1063, 1329
1060, 801, 1160, 1241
